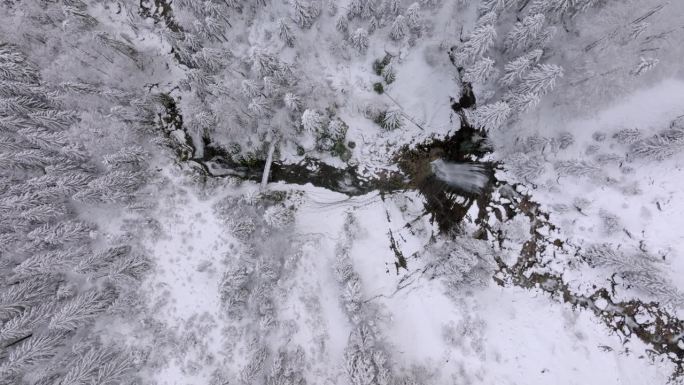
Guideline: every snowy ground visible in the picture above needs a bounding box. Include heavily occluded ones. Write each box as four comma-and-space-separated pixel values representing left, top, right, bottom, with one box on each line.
135, 173, 675, 384
2, 1, 684, 384
126, 170, 236, 384
93, 1, 684, 383
495, 78, 684, 310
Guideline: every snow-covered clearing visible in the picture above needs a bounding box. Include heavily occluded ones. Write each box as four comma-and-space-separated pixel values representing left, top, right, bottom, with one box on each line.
134, 170, 236, 384
135, 174, 675, 384
299, 184, 674, 384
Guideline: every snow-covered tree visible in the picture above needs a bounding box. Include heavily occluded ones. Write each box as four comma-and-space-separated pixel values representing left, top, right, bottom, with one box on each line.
220, 264, 251, 317
553, 160, 601, 177
586, 244, 653, 276
627, 22, 649, 41
586, 244, 684, 306
241, 80, 261, 99
368, 16, 381, 35
406, 3, 422, 30
278, 18, 296, 47
424, 235, 495, 290
102, 146, 147, 170
382, 63, 396, 84
250, 49, 282, 78
290, 0, 321, 28
336, 15, 350, 36
0, 96, 51, 115
240, 345, 269, 383
478, 0, 517, 15
384, 0, 401, 15
249, 96, 272, 118
420, 0, 440, 8
284, 92, 302, 112
382, 108, 403, 130
451, 24, 497, 65
528, 0, 599, 20
632, 57, 659, 76
0, 304, 54, 345
263, 205, 295, 229
613, 128, 641, 144
347, 0, 375, 20
514, 63, 564, 96
327, 119, 348, 140
390, 15, 408, 41
59, 346, 133, 385
73, 170, 146, 203
193, 17, 228, 42
468, 102, 511, 131
507, 92, 541, 112
0, 332, 67, 378
630, 128, 684, 161
12, 249, 84, 279
462, 57, 497, 83
347, 0, 365, 19
344, 324, 392, 385
506, 153, 546, 180
476, 10, 499, 27
0, 277, 56, 321
48, 289, 117, 331
327, 0, 339, 15
342, 277, 363, 315
266, 348, 306, 385
27, 221, 93, 246
504, 14, 546, 52
74, 246, 132, 276
191, 47, 228, 72
302, 109, 327, 134
499, 49, 543, 86
599, 209, 621, 234
263, 76, 281, 98
0, 18, 145, 385
350, 28, 370, 53
0, 59, 38, 84
558, 131, 575, 149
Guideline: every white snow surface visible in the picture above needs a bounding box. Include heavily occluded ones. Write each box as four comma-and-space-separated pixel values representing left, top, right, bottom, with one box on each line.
497, 78, 684, 309
63, 1, 684, 383
137, 174, 674, 384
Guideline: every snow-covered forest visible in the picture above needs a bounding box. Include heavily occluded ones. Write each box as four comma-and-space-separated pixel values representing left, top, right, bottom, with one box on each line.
1, 0, 684, 384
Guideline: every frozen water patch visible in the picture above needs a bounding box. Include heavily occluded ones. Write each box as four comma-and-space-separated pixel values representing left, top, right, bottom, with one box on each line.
431, 159, 489, 194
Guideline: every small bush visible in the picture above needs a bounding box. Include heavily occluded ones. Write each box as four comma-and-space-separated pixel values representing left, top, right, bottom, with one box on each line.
332, 141, 352, 161
382, 66, 396, 84
372, 54, 392, 75
372, 60, 384, 76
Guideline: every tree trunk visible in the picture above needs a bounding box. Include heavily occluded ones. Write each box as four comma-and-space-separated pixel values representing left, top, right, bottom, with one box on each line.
261, 140, 277, 190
